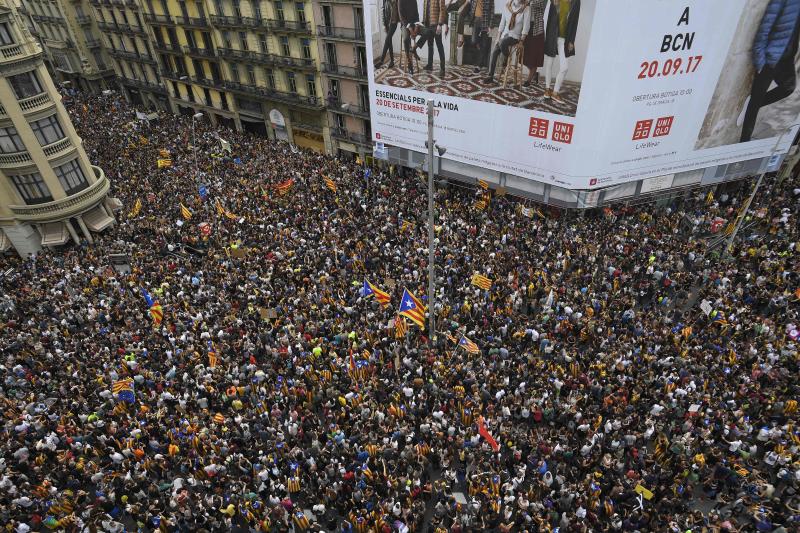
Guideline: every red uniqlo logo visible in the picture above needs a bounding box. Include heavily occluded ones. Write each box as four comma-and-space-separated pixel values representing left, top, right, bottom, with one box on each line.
589, 178, 597, 186
528, 118, 549, 139
633, 119, 653, 140
653, 116, 674, 137
375, 132, 381, 139
551, 121, 574, 144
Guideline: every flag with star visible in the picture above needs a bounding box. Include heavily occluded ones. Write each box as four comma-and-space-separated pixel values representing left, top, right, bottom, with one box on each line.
398, 288, 426, 329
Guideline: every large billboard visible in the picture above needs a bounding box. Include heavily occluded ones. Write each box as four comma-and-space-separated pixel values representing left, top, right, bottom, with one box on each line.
365, 0, 800, 189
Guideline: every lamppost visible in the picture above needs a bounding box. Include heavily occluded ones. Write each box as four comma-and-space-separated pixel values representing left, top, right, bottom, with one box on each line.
725, 124, 797, 256
426, 99, 446, 341
191, 112, 203, 183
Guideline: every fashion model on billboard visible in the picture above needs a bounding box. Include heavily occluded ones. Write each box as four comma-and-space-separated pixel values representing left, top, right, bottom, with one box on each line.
738, 0, 800, 142
542, 0, 580, 102
522, 0, 547, 86
398, 0, 422, 74
456, 0, 495, 73
375, 0, 400, 68
484, 0, 531, 83
414, 0, 449, 76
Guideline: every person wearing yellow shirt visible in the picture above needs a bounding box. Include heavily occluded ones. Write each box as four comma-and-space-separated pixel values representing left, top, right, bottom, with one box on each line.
542, 0, 580, 102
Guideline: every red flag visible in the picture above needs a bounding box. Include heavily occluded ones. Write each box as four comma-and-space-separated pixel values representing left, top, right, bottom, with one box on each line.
477, 416, 500, 452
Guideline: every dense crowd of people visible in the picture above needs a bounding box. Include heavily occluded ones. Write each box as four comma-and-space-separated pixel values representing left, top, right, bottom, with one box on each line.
0, 89, 799, 532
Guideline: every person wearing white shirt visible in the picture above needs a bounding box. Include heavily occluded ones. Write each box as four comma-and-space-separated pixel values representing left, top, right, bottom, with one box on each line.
484, 0, 531, 83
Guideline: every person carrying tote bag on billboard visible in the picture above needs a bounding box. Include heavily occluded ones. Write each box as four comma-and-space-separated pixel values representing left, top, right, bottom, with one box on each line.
542, 0, 580, 103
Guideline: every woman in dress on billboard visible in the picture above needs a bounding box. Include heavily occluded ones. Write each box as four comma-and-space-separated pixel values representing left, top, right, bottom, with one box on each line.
542, 0, 580, 103
375, 0, 400, 69
522, 0, 547, 87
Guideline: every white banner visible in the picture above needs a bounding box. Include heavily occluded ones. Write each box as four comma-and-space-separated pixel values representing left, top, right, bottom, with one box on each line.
366, 0, 800, 189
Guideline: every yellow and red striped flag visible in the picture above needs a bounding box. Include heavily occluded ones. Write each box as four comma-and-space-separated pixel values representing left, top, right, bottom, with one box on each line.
477, 179, 489, 190
471, 273, 492, 290
180, 203, 193, 220
398, 288, 426, 329
324, 176, 337, 193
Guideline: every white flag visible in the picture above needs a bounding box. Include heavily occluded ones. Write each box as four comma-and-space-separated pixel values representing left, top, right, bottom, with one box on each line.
219, 138, 231, 154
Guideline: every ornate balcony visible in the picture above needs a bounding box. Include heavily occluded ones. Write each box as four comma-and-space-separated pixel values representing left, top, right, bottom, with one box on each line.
0, 150, 33, 168
316, 25, 364, 41
321, 62, 367, 80
8, 166, 111, 223
18, 93, 54, 114
42, 137, 74, 158
266, 19, 311, 34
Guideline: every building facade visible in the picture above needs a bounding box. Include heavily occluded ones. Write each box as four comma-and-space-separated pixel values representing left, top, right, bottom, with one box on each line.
19, 0, 373, 156
315, 0, 370, 158
0, 0, 115, 257
17, 0, 116, 92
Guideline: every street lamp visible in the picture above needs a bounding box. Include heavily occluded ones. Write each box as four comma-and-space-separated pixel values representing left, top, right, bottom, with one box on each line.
426, 99, 446, 341
191, 112, 203, 183
725, 124, 798, 257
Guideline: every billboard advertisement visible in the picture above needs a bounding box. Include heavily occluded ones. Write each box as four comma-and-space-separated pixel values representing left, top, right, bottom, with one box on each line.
365, 0, 800, 189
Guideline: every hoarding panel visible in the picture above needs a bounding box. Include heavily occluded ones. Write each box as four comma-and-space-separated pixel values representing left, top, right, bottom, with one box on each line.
366, 0, 800, 189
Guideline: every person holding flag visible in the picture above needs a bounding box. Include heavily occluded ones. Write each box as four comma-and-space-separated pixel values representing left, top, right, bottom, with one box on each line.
140, 287, 163, 327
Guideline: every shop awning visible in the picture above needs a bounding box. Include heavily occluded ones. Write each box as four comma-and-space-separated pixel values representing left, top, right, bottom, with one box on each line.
83, 205, 115, 232
40, 222, 69, 246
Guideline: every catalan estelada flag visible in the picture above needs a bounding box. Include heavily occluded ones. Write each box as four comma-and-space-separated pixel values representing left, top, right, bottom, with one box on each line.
113, 378, 135, 403
275, 179, 294, 196
459, 336, 480, 354
363, 279, 390, 307
180, 203, 193, 220
477, 179, 489, 190
207, 340, 218, 368
140, 287, 163, 327
324, 176, 337, 193
224, 209, 239, 220
471, 273, 492, 290
215, 199, 225, 216
157, 158, 172, 168
398, 288, 426, 329
159, 149, 170, 158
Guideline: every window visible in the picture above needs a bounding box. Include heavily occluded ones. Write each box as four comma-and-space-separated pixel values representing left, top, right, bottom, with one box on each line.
214, 0, 224, 16
275, 1, 284, 21
203, 87, 212, 106
301, 38, 311, 59
192, 59, 204, 79
239, 31, 248, 50
8, 71, 43, 99
220, 92, 229, 110
10, 173, 53, 205
305, 74, 316, 96
280, 36, 289, 56
259, 34, 268, 54
287, 71, 296, 93
230, 63, 239, 82
233, 0, 241, 17
265, 68, 275, 89
252, 0, 262, 20
0, 22, 14, 45
247, 65, 256, 85
30, 115, 65, 146
54, 159, 89, 195
0, 126, 25, 153
295, 2, 305, 22
222, 31, 232, 48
